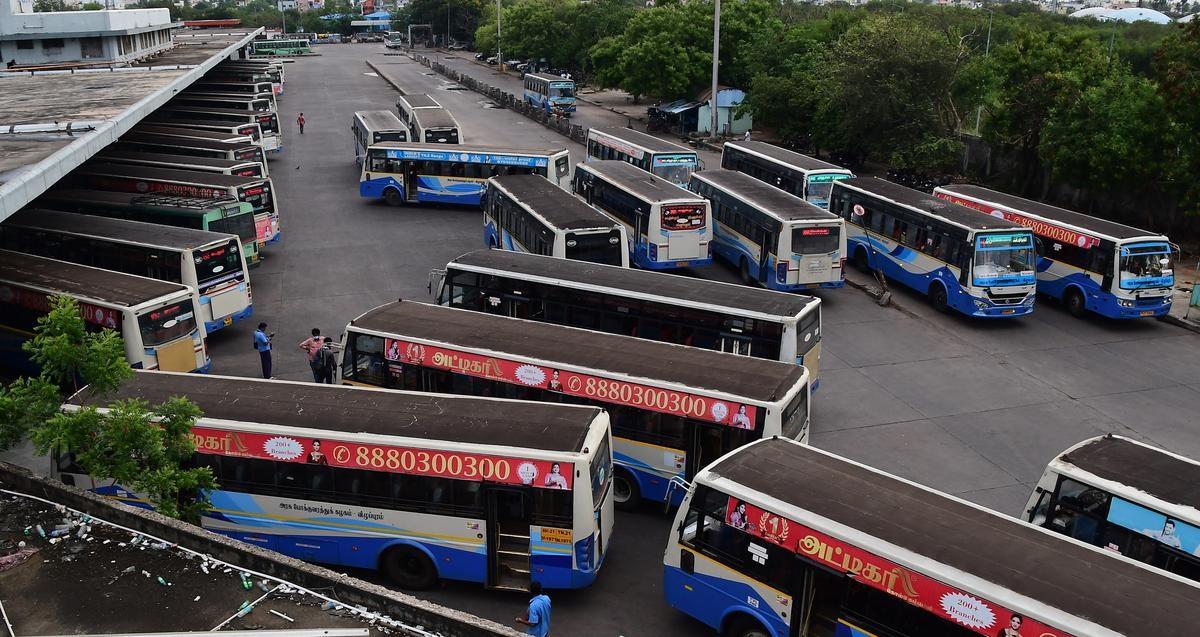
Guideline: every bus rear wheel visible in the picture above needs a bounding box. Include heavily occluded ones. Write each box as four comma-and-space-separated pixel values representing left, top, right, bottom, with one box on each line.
724, 616, 770, 637
381, 545, 437, 589
612, 468, 640, 511
384, 188, 404, 207
739, 258, 754, 285
1065, 288, 1086, 318
854, 247, 870, 272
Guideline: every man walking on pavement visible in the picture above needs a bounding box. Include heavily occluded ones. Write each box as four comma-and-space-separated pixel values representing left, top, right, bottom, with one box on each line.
254, 322, 274, 379
297, 112, 305, 134
318, 336, 338, 384
299, 328, 323, 382
515, 581, 551, 637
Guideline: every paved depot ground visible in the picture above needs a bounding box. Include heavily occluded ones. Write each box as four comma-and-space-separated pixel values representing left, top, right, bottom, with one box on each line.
7, 44, 1198, 637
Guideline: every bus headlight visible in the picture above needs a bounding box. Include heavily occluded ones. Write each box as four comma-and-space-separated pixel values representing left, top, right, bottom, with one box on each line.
1118, 299, 1133, 308
974, 299, 989, 310
1023, 295, 1036, 306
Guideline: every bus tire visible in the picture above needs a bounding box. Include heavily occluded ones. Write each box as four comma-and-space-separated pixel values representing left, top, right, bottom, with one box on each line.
1065, 288, 1086, 318
929, 282, 948, 314
384, 188, 404, 207
739, 258, 754, 285
612, 468, 640, 511
854, 247, 870, 272
381, 545, 438, 589
724, 615, 770, 637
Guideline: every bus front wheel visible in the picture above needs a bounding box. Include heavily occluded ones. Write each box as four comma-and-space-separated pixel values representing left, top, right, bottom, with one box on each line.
1065, 288, 1086, 318
384, 188, 404, 207
929, 283, 948, 314
612, 468, 640, 511
381, 545, 437, 589
739, 258, 754, 285
854, 247, 870, 272
724, 615, 770, 637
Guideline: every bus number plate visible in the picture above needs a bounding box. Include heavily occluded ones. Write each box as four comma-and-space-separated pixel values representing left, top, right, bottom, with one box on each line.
223, 316, 234, 326
1140, 310, 1155, 317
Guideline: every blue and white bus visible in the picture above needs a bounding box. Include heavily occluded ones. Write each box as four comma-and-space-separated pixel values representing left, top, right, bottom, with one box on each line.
721, 140, 854, 209
360, 143, 570, 206
523, 73, 576, 115
585, 127, 698, 185
934, 184, 1175, 319
689, 170, 845, 290
483, 174, 629, 267
65, 371, 614, 592
832, 179, 1037, 317
572, 160, 712, 270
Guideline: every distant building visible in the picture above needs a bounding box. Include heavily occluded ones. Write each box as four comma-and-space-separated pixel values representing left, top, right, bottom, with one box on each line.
0, 0, 173, 67
277, 0, 296, 9
696, 86, 752, 137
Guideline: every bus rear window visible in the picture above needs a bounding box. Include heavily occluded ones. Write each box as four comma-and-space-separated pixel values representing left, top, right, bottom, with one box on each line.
780, 389, 808, 440
591, 434, 611, 507
195, 239, 244, 287
208, 213, 256, 242
566, 230, 623, 266
138, 300, 196, 346
661, 205, 706, 231
792, 225, 840, 254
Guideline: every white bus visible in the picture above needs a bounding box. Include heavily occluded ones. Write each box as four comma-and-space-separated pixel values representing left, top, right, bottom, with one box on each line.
585, 127, 698, 185
483, 174, 628, 267
97, 149, 266, 179
65, 371, 613, 591
340, 301, 810, 509
148, 105, 283, 153
117, 130, 267, 176
1026, 434, 1200, 583
409, 107, 462, 145
174, 92, 277, 114
934, 184, 1175, 319
690, 170, 846, 290
0, 250, 208, 373
572, 160, 713, 270
1, 209, 253, 336
721, 140, 854, 209
666, 437, 1200, 637
351, 110, 408, 165
395, 93, 442, 128
431, 250, 825, 386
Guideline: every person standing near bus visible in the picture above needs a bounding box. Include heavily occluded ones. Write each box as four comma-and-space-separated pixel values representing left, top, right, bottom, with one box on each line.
515, 581, 551, 637
254, 322, 274, 379
299, 328, 323, 382
297, 113, 306, 135
318, 336, 338, 384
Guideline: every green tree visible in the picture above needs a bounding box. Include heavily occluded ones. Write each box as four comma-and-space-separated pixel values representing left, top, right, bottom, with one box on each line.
81, 1, 104, 8
24, 295, 131, 395
589, 2, 712, 100
33, 0, 77, 10
0, 378, 59, 452
1155, 19, 1200, 213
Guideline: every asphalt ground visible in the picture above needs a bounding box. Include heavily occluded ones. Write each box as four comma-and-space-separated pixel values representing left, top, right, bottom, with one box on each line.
6, 43, 1200, 637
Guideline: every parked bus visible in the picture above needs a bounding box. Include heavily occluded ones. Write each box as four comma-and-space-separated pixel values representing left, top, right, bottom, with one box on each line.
97, 150, 265, 178
174, 92, 276, 114
250, 38, 310, 56
147, 105, 282, 153
352, 110, 408, 165
2, 210, 253, 336
0, 250, 208, 373
689, 170, 846, 290
666, 436, 1200, 637
360, 143, 570, 207
483, 174, 628, 267
70, 163, 281, 246
118, 130, 267, 175
64, 371, 614, 591
585, 127, 698, 185
36, 189, 261, 266
523, 73, 576, 115
721, 140, 854, 209
572, 160, 712, 270
431, 250, 825, 385
188, 80, 276, 97
934, 184, 1175, 319
209, 65, 282, 95
340, 301, 809, 508
832, 179, 1037, 317
1026, 434, 1200, 583
410, 108, 462, 145
395, 94, 442, 128
134, 123, 257, 147
143, 114, 264, 147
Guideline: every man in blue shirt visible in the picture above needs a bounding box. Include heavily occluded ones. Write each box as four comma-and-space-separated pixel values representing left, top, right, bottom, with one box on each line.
254, 322, 274, 379
515, 581, 550, 637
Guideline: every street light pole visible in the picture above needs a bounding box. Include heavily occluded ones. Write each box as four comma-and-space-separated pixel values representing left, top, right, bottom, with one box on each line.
446, 0, 452, 47
709, 0, 721, 140
974, 9, 992, 134
496, 0, 502, 72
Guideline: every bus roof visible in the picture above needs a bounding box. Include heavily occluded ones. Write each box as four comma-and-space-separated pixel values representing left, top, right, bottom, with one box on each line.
176, 92, 275, 103
98, 150, 257, 170
590, 127, 694, 155
449, 249, 818, 320
837, 178, 1028, 232
369, 142, 564, 158
119, 133, 257, 152
153, 105, 272, 117
351, 301, 806, 403
525, 73, 574, 84
7, 209, 235, 251
354, 110, 406, 131
577, 161, 705, 204
132, 125, 254, 143
0, 249, 188, 308
708, 437, 1200, 636
723, 140, 850, 173
1058, 435, 1200, 514
397, 93, 441, 109
937, 184, 1165, 241
75, 163, 265, 187
691, 170, 839, 222
69, 371, 602, 454
38, 188, 242, 214
490, 174, 619, 231
411, 108, 459, 129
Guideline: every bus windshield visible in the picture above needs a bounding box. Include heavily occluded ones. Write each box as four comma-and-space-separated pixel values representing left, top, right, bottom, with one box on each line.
1120, 243, 1173, 289
652, 155, 697, 185
195, 240, 243, 287
791, 226, 839, 254
972, 232, 1035, 287
138, 300, 197, 346
208, 213, 256, 243
804, 174, 852, 206
549, 83, 575, 99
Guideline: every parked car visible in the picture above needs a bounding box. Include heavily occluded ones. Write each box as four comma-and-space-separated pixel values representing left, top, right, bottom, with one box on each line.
475, 52, 486, 60
485, 56, 498, 65
504, 58, 523, 68
448, 43, 467, 51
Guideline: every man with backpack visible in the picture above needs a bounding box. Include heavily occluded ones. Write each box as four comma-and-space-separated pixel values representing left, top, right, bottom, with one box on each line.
318, 336, 338, 384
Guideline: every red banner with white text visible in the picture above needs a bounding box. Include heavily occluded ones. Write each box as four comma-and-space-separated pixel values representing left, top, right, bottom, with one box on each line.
724, 497, 1071, 637
0, 284, 121, 329
383, 338, 758, 429
935, 192, 1098, 250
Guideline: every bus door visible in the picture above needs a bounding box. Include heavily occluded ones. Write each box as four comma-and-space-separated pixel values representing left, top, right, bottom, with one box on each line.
685, 423, 753, 481
717, 318, 753, 356
791, 559, 847, 637
485, 487, 532, 590
758, 227, 775, 283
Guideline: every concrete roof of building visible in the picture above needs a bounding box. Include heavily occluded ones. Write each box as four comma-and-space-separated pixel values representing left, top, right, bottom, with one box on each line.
0, 28, 262, 221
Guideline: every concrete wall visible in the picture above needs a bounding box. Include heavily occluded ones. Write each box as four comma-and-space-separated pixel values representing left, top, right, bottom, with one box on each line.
0, 462, 523, 637
696, 104, 751, 136
0, 7, 170, 38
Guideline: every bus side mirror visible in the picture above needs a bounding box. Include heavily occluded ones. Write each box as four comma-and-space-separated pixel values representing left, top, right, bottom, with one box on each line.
680, 549, 694, 574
